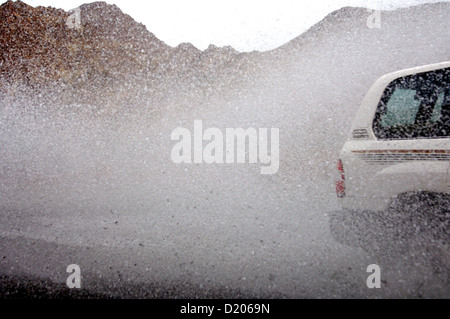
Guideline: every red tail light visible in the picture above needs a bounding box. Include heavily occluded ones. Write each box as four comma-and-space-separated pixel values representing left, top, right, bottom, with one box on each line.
335, 159, 346, 198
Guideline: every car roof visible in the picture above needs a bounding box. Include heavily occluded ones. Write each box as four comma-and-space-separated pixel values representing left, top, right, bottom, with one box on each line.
350, 61, 450, 133
378, 61, 450, 83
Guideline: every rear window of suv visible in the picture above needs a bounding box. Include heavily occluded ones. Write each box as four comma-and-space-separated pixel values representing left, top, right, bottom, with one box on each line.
372, 67, 450, 140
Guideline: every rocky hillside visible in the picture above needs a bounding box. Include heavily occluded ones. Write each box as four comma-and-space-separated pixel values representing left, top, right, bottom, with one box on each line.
0, 0, 253, 109
0, 0, 449, 121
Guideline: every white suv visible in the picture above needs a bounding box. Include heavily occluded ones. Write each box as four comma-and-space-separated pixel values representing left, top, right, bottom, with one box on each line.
336, 62, 450, 215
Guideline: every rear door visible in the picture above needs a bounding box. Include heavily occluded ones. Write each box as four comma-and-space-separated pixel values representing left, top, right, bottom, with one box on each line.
368, 67, 450, 197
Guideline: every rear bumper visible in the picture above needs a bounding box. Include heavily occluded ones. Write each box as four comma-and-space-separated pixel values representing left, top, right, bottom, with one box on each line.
338, 196, 390, 212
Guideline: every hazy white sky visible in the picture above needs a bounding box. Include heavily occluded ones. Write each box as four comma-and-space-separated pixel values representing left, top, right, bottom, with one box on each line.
14, 0, 449, 51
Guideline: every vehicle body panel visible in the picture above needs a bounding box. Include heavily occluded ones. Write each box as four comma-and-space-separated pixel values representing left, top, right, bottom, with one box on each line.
338, 62, 450, 212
